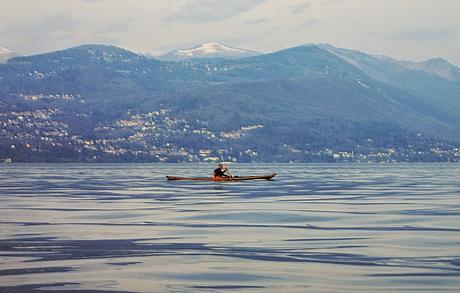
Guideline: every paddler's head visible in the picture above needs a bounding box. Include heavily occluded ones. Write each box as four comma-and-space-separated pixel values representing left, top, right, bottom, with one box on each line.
217, 163, 223, 169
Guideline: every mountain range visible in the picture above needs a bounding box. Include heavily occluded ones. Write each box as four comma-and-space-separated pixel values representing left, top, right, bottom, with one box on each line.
0, 42, 459, 162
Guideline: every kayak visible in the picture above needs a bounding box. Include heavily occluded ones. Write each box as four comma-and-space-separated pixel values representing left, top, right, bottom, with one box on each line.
166, 173, 276, 181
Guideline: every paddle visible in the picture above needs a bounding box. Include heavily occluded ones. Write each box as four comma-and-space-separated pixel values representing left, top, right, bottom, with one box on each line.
224, 163, 232, 177
221, 157, 233, 179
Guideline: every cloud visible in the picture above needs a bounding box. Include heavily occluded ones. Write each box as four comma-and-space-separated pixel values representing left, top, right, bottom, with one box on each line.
1, 13, 78, 54
81, 0, 105, 3
287, 2, 311, 15
292, 17, 320, 32
321, 0, 344, 6
163, 0, 266, 24
3, 14, 77, 36
301, 18, 320, 28
389, 28, 453, 42
246, 18, 268, 25
225, 25, 282, 46
2, 13, 77, 43
94, 17, 136, 35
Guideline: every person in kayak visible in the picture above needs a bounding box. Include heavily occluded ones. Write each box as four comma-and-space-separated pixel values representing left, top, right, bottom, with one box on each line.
213, 163, 231, 178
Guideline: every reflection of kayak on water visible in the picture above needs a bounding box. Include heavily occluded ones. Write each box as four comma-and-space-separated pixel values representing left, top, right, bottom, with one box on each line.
166, 173, 276, 181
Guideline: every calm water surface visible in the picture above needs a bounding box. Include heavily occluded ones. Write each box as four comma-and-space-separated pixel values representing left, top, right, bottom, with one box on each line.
0, 164, 459, 292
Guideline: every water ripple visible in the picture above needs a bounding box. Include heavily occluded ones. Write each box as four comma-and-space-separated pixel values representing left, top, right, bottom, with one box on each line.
1, 163, 459, 292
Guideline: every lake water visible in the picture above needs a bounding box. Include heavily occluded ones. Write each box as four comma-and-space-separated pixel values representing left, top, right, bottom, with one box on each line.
0, 163, 459, 292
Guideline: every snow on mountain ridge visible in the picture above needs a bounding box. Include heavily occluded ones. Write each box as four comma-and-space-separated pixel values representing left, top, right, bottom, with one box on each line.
159, 42, 260, 61
0, 46, 17, 63
0, 47, 12, 55
175, 42, 247, 56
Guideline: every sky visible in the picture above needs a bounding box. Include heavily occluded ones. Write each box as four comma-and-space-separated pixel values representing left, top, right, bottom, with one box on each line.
1, 0, 459, 65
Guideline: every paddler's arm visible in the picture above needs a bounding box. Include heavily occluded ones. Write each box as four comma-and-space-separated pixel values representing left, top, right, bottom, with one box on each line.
224, 165, 233, 178
223, 165, 234, 179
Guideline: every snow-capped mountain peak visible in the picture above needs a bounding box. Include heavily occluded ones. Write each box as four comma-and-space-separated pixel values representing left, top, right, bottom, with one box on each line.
0, 46, 17, 63
0, 47, 12, 55
159, 42, 260, 61
176, 42, 245, 56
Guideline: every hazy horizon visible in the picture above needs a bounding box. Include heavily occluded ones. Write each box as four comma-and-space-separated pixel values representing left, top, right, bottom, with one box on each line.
1, 0, 460, 65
